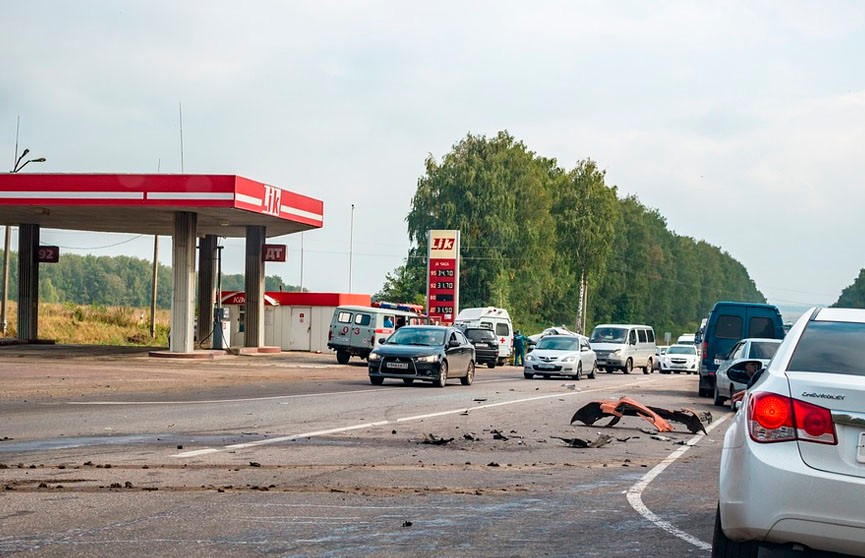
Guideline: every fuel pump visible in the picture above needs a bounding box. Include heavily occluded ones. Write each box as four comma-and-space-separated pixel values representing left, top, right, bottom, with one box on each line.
212, 242, 231, 350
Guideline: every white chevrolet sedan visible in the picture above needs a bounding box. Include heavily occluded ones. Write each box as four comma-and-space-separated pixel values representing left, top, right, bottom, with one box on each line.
714, 307, 865, 556
523, 334, 596, 380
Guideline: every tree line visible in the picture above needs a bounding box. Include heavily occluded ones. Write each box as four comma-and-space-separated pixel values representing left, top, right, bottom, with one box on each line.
376, 131, 772, 336
0, 252, 296, 308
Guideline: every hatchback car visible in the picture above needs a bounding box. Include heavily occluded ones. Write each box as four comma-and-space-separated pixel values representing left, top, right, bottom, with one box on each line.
714, 307, 865, 556
523, 334, 596, 380
658, 343, 699, 374
712, 337, 782, 407
462, 327, 499, 368
368, 325, 475, 387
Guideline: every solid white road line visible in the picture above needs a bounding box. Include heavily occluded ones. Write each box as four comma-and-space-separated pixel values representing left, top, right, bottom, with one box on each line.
172, 380, 650, 457
625, 413, 729, 551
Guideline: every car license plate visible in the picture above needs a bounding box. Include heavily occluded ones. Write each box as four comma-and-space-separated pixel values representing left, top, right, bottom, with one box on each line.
857, 432, 865, 464
387, 362, 409, 369
714, 359, 723, 365
537, 364, 554, 370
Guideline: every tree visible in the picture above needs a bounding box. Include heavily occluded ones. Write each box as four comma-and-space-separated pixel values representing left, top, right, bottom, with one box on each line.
833, 269, 865, 308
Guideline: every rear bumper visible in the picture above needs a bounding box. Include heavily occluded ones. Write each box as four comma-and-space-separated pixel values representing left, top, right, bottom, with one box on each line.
719, 436, 865, 554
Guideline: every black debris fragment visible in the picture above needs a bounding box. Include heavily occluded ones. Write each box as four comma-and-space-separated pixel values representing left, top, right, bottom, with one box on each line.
420, 434, 454, 445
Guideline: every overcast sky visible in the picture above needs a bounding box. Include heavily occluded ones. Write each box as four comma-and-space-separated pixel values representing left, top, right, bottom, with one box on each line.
2, 1, 864, 310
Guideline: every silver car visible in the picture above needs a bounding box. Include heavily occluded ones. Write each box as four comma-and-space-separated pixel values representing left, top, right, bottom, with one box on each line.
712, 338, 782, 407
524, 334, 596, 380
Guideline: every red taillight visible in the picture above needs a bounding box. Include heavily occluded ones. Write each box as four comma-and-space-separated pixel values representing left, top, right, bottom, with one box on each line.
793, 399, 837, 444
748, 392, 837, 445
701, 341, 708, 360
328, 330, 333, 341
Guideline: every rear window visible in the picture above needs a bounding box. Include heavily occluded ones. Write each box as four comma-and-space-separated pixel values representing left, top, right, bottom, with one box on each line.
787, 321, 865, 376
748, 317, 776, 338
354, 313, 371, 326
495, 323, 509, 337
466, 329, 495, 342
748, 341, 780, 360
337, 311, 352, 324
715, 315, 742, 339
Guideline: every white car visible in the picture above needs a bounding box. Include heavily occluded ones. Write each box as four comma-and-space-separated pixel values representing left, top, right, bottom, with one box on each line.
658, 343, 699, 374
523, 334, 596, 380
712, 338, 782, 407
527, 326, 577, 345
714, 307, 865, 556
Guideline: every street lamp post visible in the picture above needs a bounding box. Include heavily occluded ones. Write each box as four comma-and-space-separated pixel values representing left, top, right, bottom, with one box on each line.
2, 148, 46, 334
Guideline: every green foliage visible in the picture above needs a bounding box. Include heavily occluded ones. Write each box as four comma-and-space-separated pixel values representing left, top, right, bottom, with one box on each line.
833, 269, 865, 308
387, 130, 768, 335
0, 251, 300, 308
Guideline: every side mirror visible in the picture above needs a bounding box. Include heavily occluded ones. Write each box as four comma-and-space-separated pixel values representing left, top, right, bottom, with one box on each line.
727, 359, 763, 384
448, 339, 460, 347
378, 337, 387, 344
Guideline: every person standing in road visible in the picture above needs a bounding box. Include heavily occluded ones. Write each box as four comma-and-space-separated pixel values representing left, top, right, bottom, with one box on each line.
513, 330, 526, 366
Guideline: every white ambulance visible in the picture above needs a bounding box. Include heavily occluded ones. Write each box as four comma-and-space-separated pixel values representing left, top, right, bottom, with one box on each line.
454, 307, 513, 366
327, 302, 428, 364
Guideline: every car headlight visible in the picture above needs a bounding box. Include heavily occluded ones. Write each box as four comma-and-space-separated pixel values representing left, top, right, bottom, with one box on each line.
561, 356, 576, 362
415, 354, 438, 363
612, 350, 621, 356
525, 354, 536, 361
369, 352, 381, 361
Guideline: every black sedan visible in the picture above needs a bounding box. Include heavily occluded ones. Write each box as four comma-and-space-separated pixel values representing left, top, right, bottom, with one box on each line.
368, 325, 475, 387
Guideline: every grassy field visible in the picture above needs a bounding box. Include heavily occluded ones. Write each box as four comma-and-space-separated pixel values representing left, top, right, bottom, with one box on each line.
2, 302, 171, 346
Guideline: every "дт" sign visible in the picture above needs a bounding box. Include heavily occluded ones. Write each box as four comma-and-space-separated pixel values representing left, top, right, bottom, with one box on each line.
263, 244, 287, 262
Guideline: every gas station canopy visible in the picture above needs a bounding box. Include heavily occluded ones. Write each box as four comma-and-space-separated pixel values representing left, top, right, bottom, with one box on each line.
0, 173, 323, 237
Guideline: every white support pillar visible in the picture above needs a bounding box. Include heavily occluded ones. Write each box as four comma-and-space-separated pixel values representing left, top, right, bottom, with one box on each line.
170, 212, 197, 353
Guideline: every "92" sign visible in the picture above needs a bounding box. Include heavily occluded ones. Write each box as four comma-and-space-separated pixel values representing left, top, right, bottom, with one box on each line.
38, 245, 60, 263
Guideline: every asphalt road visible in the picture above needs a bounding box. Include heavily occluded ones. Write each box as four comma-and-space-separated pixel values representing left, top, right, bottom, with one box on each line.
0, 349, 845, 557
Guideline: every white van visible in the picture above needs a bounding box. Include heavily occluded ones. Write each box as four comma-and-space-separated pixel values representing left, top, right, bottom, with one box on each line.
327, 304, 428, 364
589, 323, 657, 374
454, 307, 513, 366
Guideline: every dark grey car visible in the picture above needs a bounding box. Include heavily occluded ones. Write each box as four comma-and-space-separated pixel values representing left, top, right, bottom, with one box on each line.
368, 325, 475, 387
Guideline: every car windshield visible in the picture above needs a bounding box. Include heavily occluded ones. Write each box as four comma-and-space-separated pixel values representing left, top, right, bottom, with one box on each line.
466, 329, 495, 342
667, 345, 696, 355
747, 341, 781, 359
536, 336, 580, 351
386, 328, 445, 346
787, 321, 865, 376
590, 328, 626, 343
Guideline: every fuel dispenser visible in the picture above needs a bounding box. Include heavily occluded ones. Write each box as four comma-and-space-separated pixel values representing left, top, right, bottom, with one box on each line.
213, 306, 231, 349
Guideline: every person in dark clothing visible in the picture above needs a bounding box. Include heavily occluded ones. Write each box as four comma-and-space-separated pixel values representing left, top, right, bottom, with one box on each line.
513, 330, 526, 366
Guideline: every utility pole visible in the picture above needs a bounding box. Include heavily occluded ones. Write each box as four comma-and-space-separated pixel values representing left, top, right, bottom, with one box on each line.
3, 120, 46, 335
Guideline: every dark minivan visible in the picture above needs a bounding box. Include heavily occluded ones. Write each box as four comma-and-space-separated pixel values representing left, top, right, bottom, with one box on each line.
697, 301, 785, 397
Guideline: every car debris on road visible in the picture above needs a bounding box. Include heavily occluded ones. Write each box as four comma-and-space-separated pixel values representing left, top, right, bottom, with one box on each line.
570, 396, 711, 434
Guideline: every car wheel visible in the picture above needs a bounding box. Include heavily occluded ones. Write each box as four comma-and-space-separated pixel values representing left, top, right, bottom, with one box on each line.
588, 361, 596, 380
524, 372, 534, 379
574, 362, 583, 381
642, 359, 651, 374
712, 504, 759, 558
487, 361, 496, 369
461, 361, 475, 385
436, 361, 448, 387
713, 383, 726, 407
336, 350, 350, 365
369, 376, 384, 385
403, 378, 414, 385
624, 359, 632, 374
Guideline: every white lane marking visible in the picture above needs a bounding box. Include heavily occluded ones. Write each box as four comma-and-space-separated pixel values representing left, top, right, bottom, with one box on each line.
625, 413, 729, 551
172, 380, 650, 457
66, 378, 518, 406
